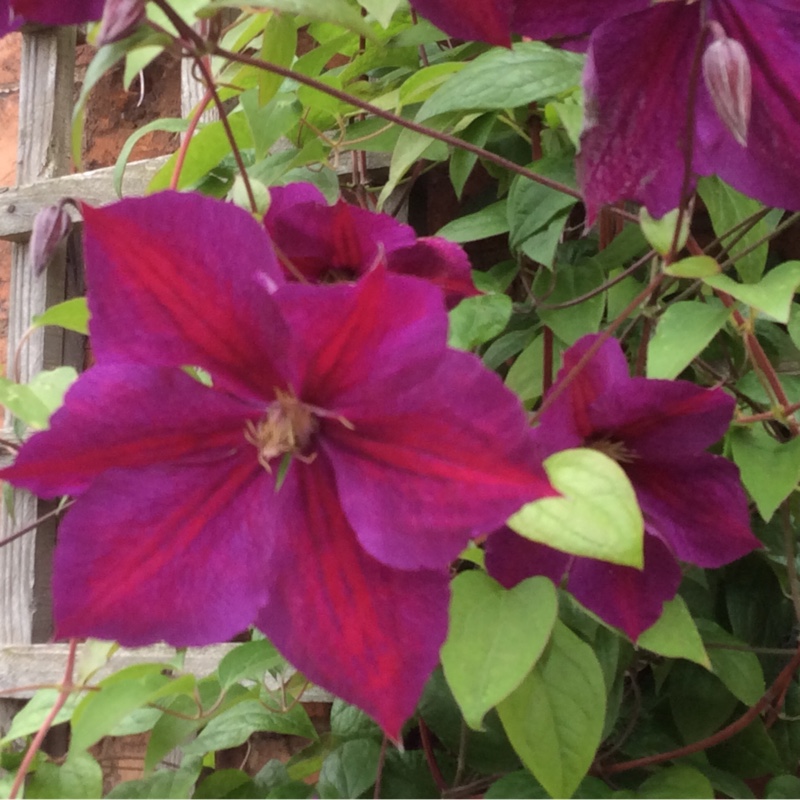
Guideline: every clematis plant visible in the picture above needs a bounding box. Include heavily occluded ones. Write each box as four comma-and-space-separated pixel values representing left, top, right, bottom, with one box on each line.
0, 190, 555, 738
409, 0, 800, 222
263, 183, 479, 308
486, 334, 761, 638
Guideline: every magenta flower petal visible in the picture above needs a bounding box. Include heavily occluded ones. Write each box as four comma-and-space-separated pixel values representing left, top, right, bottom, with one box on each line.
9, 0, 103, 26
589, 380, 736, 461
634, 455, 759, 569
82, 192, 290, 399
256, 455, 449, 741
0, 364, 256, 497
512, 0, 649, 40
694, 0, 800, 212
326, 349, 555, 570
405, 0, 513, 46
485, 526, 570, 589
53, 458, 269, 647
566, 536, 683, 639
577, 3, 698, 222
264, 183, 477, 308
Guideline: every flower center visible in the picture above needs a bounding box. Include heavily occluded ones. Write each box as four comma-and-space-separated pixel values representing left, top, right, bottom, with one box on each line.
588, 437, 638, 465
245, 389, 319, 472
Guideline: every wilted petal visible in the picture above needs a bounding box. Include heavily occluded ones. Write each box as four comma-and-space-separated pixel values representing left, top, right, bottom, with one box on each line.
577, 4, 700, 222
485, 526, 571, 588
634, 455, 760, 568
589, 380, 736, 460
567, 535, 683, 639
694, 0, 800, 211
54, 459, 271, 646
0, 364, 256, 497
256, 455, 449, 740
82, 192, 292, 399
327, 349, 554, 570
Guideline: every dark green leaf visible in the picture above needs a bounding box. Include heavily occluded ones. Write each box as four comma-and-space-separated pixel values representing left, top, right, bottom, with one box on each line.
317, 738, 382, 799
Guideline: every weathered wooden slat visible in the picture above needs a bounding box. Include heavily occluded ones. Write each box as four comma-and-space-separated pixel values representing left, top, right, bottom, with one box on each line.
0, 642, 333, 702
0, 28, 77, 652
0, 156, 170, 241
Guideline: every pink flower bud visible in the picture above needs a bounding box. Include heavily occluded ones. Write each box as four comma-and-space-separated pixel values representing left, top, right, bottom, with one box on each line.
96, 0, 145, 46
702, 24, 752, 147
30, 202, 72, 276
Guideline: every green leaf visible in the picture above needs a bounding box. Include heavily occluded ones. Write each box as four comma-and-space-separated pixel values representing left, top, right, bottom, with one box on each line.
357, 0, 404, 26
0, 367, 78, 430
113, 118, 188, 197
708, 719, 784, 779
448, 294, 512, 351
766, 775, 800, 799
667, 661, 738, 742
639, 207, 691, 256
26, 752, 103, 799
69, 663, 176, 753
317, 739, 383, 799
450, 114, 496, 199
729, 425, 800, 521
647, 301, 730, 379
194, 769, 252, 799
441, 572, 557, 730
259, 12, 297, 106
202, 0, 375, 38
1, 689, 82, 744
398, 62, 465, 109
437, 200, 509, 243
696, 619, 765, 705
217, 639, 285, 690
419, 42, 584, 118
32, 298, 90, 335
703, 261, 800, 324
105, 757, 202, 799
638, 765, 714, 799
74, 640, 119, 685
498, 620, 606, 799
508, 448, 644, 568
636, 596, 710, 668
698, 176, 776, 283
329, 700, 382, 742
664, 255, 721, 279
485, 771, 549, 798
182, 700, 317, 755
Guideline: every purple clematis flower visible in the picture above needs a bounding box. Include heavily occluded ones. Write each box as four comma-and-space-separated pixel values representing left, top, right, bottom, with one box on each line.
409, 0, 800, 222
0, 191, 554, 738
263, 183, 479, 309
485, 333, 760, 639
2, 0, 105, 35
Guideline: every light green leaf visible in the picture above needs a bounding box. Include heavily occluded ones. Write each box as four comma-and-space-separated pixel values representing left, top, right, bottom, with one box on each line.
448, 294, 512, 351
637, 596, 710, 668
698, 176, 777, 283
259, 12, 297, 106
1, 689, 82, 744
664, 255, 721, 278
419, 42, 584, 119
357, 0, 404, 27
442, 572, 557, 730
217, 640, 285, 690
647, 301, 730, 379
703, 261, 800, 323
75, 640, 119, 685
26, 751, 103, 799
0, 367, 78, 430
729, 424, 800, 520
640, 207, 691, 256
32, 297, 90, 335
508, 448, 644, 568
638, 765, 714, 799
398, 62, 464, 109
498, 620, 606, 799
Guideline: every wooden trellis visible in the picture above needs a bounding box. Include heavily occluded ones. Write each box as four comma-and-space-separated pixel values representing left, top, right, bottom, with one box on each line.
0, 23, 348, 734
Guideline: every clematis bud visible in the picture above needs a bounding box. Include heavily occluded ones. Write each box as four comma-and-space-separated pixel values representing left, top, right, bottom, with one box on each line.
30, 200, 72, 276
96, 0, 145, 46
702, 22, 752, 147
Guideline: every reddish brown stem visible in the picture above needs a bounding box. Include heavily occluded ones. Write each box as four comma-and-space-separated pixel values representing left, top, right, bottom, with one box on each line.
418, 716, 449, 793
170, 84, 214, 191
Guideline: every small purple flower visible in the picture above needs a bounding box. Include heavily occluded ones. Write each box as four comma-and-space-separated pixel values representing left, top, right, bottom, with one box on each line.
409, 0, 800, 222
486, 334, 760, 639
264, 183, 479, 309
2, 0, 105, 35
0, 191, 554, 737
